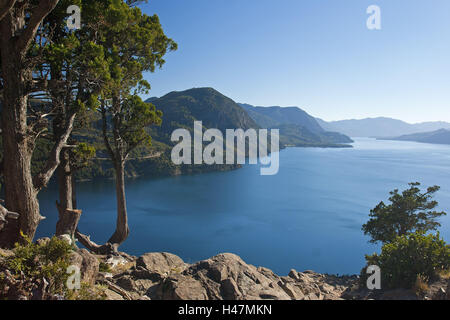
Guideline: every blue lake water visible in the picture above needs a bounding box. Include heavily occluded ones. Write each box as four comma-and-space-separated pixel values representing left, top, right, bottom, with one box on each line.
36, 138, 450, 275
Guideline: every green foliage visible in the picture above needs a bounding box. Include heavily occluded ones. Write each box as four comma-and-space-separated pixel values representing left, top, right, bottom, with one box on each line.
98, 1, 176, 161
119, 95, 163, 150
71, 143, 96, 169
65, 283, 107, 300
364, 232, 450, 289
362, 182, 447, 244
99, 261, 111, 273
4, 236, 72, 295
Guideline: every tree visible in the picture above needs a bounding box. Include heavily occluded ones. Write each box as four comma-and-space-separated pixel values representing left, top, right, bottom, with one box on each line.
0, 0, 67, 247
362, 182, 447, 244
364, 232, 450, 289
75, 0, 176, 253
41, 0, 109, 244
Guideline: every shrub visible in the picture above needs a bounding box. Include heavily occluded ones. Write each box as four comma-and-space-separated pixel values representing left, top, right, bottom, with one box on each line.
364, 232, 450, 289
413, 274, 429, 295
99, 261, 111, 273
65, 283, 107, 300
3, 235, 73, 295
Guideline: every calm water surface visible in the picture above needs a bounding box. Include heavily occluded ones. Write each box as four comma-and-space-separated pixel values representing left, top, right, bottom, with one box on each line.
36, 138, 450, 275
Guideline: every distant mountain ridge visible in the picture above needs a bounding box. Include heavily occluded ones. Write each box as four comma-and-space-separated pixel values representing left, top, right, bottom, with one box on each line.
239, 103, 353, 147
239, 104, 324, 132
147, 88, 259, 145
146, 88, 353, 148
379, 129, 450, 145
316, 117, 450, 138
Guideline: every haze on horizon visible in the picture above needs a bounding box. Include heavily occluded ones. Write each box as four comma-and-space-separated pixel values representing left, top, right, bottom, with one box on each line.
140, 0, 450, 124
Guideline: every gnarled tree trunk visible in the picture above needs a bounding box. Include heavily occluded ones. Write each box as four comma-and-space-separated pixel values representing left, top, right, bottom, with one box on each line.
0, 32, 42, 246
55, 149, 82, 244
0, 0, 71, 247
107, 160, 129, 250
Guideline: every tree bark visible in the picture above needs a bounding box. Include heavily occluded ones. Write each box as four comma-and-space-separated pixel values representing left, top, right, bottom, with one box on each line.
0, 20, 42, 246
55, 202, 81, 243
107, 160, 129, 250
0, 0, 64, 247
0, 0, 16, 22
55, 148, 82, 244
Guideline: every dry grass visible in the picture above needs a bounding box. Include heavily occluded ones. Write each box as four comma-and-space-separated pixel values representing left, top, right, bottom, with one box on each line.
413, 274, 429, 296
111, 261, 135, 275
437, 269, 450, 280
0, 248, 14, 258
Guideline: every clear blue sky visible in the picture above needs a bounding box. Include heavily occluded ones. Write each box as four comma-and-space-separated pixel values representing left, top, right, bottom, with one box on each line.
140, 0, 450, 123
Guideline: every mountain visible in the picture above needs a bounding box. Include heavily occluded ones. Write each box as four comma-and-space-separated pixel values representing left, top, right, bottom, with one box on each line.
147, 88, 259, 145
379, 129, 450, 145
239, 104, 324, 132
316, 117, 450, 138
239, 103, 353, 146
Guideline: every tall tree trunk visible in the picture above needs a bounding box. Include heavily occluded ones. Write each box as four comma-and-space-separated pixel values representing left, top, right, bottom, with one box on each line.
0, 33, 42, 246
108, 160, 129, 250
55, 148, 81, 244
0, 0, 68, 246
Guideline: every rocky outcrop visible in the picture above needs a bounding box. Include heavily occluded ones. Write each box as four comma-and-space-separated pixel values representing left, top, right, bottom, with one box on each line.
109, 252, 357, 300
2, 246, 449, 300
69, 249, 100, 286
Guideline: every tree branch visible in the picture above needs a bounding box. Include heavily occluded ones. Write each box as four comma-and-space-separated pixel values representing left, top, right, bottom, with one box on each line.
16, 0, 59, 52
33, 112, 76, 191
101, 104, 116, 163
75, 229, 115, 255
0, 0, 16, 22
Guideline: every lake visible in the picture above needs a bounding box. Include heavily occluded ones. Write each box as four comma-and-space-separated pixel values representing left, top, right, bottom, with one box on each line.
36, 138, 450, 275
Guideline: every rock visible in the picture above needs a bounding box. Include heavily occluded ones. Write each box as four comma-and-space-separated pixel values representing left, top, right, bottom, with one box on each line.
156, 253, 293, 300
136, 252, 186, 275
57, 234, 72, 245
304, 292, 320, 300
69, 249, 99, 286
277, 280, 304, 300
288, 269, 300, 281
115, 275, 137, 292
447, 281, 450, 300
35, 238, 51, 246
303, 270, 316, 274
320, 283, 335, 294
158, 274, 208, 300
106, 255, 129, 269
104, 288, 124, 300
106, 252, 359, 301
98, 272, 113, 280
220, 278, 242, 300
131, 266, 164, 282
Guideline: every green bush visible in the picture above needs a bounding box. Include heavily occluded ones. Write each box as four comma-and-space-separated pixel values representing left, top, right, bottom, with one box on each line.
364, 232, 450, 289
99, 261, 111, 273
3, 236, 72, 295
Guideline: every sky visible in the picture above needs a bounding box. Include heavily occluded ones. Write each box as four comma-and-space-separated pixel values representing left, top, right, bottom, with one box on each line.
139, 0, 450, 123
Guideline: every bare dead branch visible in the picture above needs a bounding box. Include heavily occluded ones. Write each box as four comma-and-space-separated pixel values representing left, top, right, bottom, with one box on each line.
33, 112, 76, 191
16, 0, 59, 52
